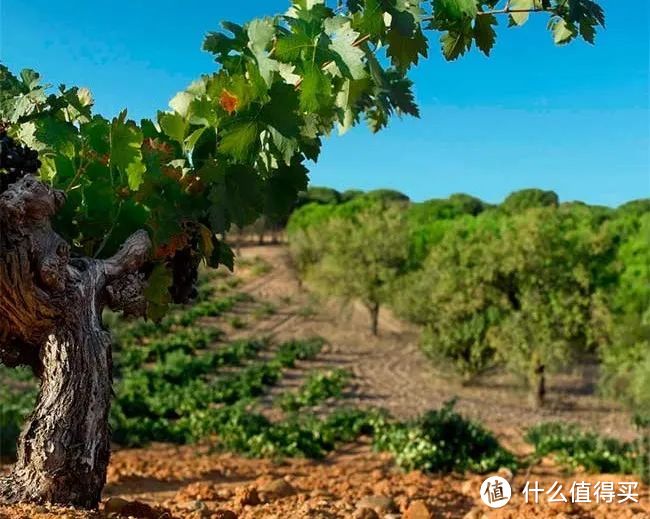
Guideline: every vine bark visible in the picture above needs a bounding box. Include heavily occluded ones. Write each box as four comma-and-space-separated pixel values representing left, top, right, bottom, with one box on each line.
0, 175, 151, 508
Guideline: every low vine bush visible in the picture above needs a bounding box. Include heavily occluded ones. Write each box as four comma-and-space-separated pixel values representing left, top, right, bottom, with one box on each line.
372, 400, 517, 473
111, 337, 324, 445
279, 369, 351, 412
525, 422, 639, 474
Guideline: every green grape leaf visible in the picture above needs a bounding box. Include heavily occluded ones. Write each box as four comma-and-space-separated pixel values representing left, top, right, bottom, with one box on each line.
578, 18, 596, 44
260, 82, 301, 136
82, 165, 116, 228
204, 21, 248, 61
247, 18, 279, 85
144, 264, 173, 322
433, 0, 478, 21
184, 127, 207, 153
219, 121, 260, 161
441, 23, 474, 60
385, 71, 419, 118
207, 164, 263, 228
186, 96, 218, 126
159, 112, 188, 143
509, 0, 535, 26
474, 14, 497, 56
275, 29, 315, 62
197, 223, 215, 260
34, 116, 78, 157
190, 127, 217, 170
354, 0, 388, 39
552, 18, 577, 45
325, 18, 366, 80
300, 64, 333, 112
336, 77, 370, 134
264, 158, 309, 220
208, 237, 235, 270
20, 69, 41, 90
387, 26, 428, 70
110, 112, 146, 190
81, 116, 110, 154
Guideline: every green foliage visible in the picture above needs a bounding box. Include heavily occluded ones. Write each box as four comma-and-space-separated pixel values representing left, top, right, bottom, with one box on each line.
525, 422, 638, 474
395, 206, 615, 385
297, 186, 342, 206
288, 185, 647, 418
115, 326, 224, 370
279, 369, 351, 412
274, 337, 325, 368
373, 400, 517, 473
0, 0, 612, 474
405, 194, 488, 266
341, 189, 364, 202
600, 316, 650, 422
599, 209, 650, 421
500, 188, 559, 214
182, 405, 379, 460
362, 189, 410, 203
1, 0, 604, 319
111, 335, 324, 446
0, 385, 37, 456
253, 302, 278, 319
612, 212, 650, 316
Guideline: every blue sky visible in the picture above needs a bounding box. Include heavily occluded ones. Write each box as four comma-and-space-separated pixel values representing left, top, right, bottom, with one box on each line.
1, 1, 648, 206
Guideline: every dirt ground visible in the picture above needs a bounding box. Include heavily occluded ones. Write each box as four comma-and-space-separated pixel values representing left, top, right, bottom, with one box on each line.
1, 245, 647, 519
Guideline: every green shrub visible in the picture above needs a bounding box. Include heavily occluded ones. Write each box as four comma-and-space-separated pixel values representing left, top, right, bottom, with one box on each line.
279, 369, 350, 412
372, 400, 517, 474
275, 337, 324, 367
525, 422, 638, 474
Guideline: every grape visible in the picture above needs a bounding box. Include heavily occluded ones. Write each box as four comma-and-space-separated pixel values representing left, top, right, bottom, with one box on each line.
0, 126, 41, 193
168, 235, 200, 305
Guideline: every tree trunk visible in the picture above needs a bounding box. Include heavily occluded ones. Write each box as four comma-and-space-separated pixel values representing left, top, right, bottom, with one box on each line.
531, 362, 546, 409
2, 283, 112, 507
368, 302, 380, 336
0, 175, 151, 508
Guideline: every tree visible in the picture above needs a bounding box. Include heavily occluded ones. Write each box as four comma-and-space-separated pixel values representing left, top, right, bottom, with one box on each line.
397, 205, 614, 403
393, 211, 505, 380
600, 211, 650, 421
405, 194, 489, 268
0, 0, 605, 508
300, 202, 410, 335
500, 188, 559, 214
297, 186, 342, 206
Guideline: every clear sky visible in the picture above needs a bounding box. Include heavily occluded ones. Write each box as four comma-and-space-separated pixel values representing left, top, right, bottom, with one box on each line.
1, 0, 648, 206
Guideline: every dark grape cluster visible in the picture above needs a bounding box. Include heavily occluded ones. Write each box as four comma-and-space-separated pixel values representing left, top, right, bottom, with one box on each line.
0, 127, 41, 193
168, 241, 200, 305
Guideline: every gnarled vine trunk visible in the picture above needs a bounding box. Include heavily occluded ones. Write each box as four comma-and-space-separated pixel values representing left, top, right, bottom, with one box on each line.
0, 175, 151, 508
